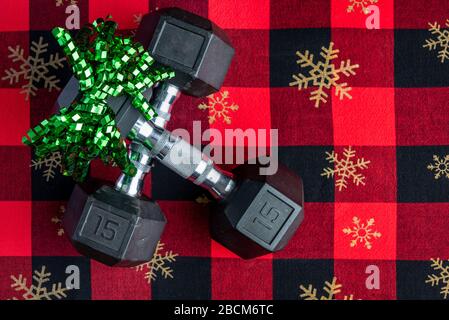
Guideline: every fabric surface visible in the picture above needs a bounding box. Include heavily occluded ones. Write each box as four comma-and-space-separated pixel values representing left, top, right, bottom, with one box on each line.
1, 0, 449, 300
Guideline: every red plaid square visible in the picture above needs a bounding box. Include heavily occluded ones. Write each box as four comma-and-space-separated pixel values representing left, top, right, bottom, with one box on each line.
271, 0, 330, 29
0, 147, 31, 200
30, 90, 61, 127
334, 259, 396, 299
224, 29, 269, 88
151, 0, 208, 17
274, 202, 334, 259
0, 32, 29, 89
90, 260, 151, 300
395, 0, 449, 29
397, 203, 449, 260
89, 0, 149, 29
0, 257, 31, 300
331, 0, 393, 29
209, 0, 269, 29
206, 87, 271, 148
396, 88, 449, 146
168, 95, 210, 136
32, 201, 79, 256
271, 88, 334, 146
0, 201, 31, 256
333, 87, 395, 146
158, 201, 210, 257
0, 0, 29, 31
334, 202, 397, 260
211, 241, 240, 259
332, 29, 394, 87
0, 89, 29, 146
30, 0, 89, 30
211, 258, 272, 299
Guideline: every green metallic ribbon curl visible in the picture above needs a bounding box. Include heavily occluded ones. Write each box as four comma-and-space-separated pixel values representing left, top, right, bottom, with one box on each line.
22, 18, 174, 182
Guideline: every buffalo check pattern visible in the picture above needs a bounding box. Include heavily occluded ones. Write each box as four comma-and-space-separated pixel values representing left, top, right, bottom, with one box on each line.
0, 0, 449, 300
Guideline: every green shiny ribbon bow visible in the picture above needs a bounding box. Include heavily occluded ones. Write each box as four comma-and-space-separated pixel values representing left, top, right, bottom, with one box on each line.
22, 18, 174, 182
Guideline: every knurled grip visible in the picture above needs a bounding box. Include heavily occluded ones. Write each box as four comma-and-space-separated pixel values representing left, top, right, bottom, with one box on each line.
150, 131, 236, 200
156, 137, 206, 179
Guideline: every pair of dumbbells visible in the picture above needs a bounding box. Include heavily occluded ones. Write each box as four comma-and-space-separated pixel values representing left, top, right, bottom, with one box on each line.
58, 8, 304, 266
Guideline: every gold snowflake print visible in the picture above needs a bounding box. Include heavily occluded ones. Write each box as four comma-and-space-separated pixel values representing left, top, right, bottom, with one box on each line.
130, 13, 144, 37
10, 266, 71, 300
30, 151, 63, 182
300, 277, 355, 300
321, 146, 370, 191
427, 155, 449, 179
426, 258, 449, 299
347, 0, 378, 14
196, 194, 211, 206
2, 37, 66, 100
133, 13, 143, 25
52, 206, 65, 236
55, 0, 77, 6
198, 91, 239, 124
135, 242, 178, 283
423, 19, 449, 63
289, 42, 359, 108
343, 216, 381, 249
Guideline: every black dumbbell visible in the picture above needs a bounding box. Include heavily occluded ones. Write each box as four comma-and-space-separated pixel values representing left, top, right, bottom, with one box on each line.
130, 9, 302, 259
63, 181, 166, 267
115, 7, 234, 195
130, 123, 305, 259
57, 8, 235, 266
211, 161, 304, 258
76, 8, 304, 259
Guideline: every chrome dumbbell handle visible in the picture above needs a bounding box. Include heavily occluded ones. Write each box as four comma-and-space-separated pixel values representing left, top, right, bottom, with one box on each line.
115, 142, 153, 196
150, 82, 180, 128
115, 82, 180, 197
129, 117, 236, 200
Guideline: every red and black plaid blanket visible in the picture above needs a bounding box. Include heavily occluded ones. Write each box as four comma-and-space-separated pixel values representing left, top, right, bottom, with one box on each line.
0, 0, 449, 300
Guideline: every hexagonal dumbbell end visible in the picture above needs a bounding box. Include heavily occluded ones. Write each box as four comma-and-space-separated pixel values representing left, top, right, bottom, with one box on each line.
63, 185, 166, 267
135, 7, 234, 97
210, 163, 304, 259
